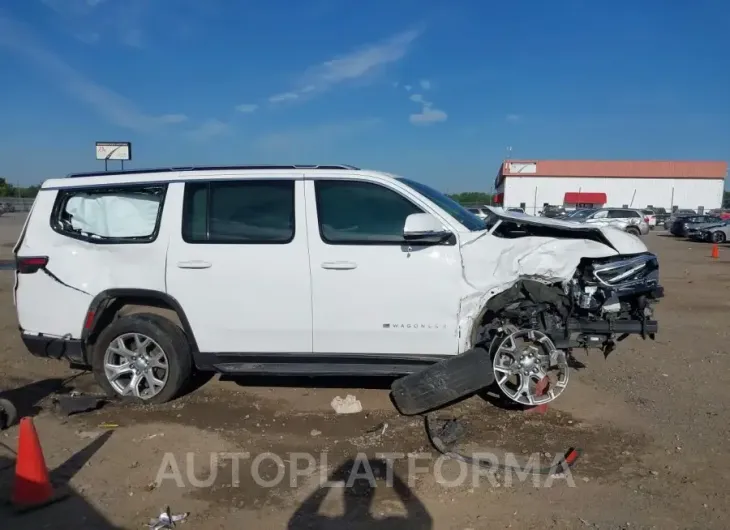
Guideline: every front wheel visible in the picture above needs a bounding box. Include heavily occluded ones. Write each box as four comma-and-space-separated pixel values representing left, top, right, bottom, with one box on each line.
712, 231, 726, 244
91, 313, 193, 404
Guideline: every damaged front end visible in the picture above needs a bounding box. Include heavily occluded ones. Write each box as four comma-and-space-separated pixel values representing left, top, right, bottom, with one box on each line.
392, 211, 664, 415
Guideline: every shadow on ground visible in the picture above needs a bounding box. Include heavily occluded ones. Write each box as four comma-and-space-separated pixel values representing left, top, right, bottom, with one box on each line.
0, 425, 117, 529
287, 458, 432, 529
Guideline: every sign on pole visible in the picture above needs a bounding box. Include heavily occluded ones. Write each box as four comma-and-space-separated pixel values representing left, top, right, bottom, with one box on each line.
95, 142, 132, 171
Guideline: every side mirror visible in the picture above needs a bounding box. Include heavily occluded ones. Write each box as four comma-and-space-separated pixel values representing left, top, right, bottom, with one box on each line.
403, 213, 453, 244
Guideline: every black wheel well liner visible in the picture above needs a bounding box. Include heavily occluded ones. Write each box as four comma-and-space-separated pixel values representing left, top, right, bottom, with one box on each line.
469, 279, 571, 347
82, 289, 199, 354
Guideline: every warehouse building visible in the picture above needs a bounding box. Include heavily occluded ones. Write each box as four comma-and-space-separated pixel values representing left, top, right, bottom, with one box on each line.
493, 160, 728, 214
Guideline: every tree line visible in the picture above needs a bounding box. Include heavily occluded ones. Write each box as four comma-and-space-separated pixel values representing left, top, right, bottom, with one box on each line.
0, 179, 40, 198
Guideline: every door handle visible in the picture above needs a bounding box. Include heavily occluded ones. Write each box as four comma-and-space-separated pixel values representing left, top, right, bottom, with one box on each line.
321, 261, 357, 270
177, 260, 212, 269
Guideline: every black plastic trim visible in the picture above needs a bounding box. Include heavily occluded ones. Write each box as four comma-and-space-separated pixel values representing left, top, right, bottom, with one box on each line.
67, 164, 360, 178
193, 351, 451, 372
21, 333, 86, 364
49, 183, 168, 245
83, 288, 200, 354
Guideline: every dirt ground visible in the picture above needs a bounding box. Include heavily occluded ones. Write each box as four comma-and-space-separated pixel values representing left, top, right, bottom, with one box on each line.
1, 211, 729, 529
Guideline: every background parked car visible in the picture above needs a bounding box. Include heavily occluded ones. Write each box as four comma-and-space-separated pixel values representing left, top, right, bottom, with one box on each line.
567, 208, 649, 236
641, 209, 657, 229
506, 207, 526, 214
651, 207, 671, 227
541, 205, 567, 218
697, 221, 730, 243
670, 214, 722, 237
664, 209, 696, 229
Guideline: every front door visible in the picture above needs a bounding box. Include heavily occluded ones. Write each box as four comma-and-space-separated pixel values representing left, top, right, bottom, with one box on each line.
305, 177, 463, 356
166, 177, 312, 353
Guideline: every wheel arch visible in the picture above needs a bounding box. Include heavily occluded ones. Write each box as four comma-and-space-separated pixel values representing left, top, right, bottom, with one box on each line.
82, 289, 199, 355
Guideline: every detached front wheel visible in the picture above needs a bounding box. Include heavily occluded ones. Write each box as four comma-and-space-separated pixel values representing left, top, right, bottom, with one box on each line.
92, 313, 193, 404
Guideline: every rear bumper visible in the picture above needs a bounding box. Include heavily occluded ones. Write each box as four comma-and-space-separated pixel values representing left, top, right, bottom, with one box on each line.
21, 333, 86, 365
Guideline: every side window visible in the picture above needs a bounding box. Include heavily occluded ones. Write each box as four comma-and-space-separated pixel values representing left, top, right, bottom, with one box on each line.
626, 210, 641, 218
51, 185, 166, 243
182, 180, 295, 243
315, 180, 423, 244
607, 210, 625, 219
592, 210, 608, 219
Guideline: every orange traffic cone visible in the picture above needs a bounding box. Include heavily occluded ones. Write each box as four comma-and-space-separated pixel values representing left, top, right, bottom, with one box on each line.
711, 244, 720, 259
11, 417, 54, 509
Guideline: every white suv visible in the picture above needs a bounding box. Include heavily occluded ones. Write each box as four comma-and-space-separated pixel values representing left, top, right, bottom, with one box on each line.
14, 165, 664, 405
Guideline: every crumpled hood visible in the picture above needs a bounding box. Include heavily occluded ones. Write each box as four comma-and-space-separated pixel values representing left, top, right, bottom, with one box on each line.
485, 208, 648, 255
460, 234, 621, 289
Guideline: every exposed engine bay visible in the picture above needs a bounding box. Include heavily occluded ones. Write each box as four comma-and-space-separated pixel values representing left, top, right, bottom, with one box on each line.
391, 209, 664, 416
473, 252, 663, 407
392, 252, 664, 416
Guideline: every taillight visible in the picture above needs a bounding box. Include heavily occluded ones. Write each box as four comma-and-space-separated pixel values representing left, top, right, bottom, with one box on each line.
644, 217, 650, 223
16, 256, 48, 274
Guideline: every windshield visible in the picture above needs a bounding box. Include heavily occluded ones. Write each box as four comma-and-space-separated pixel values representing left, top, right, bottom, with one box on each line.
568, 209, 595, 219
396, 177, 487, 231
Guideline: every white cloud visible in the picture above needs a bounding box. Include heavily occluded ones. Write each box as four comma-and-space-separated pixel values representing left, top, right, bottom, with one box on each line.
419, 79, 431, 90
255, 118, 381, 154
404, 84, 412, 91
185, 119, 229, 141
235, 103, 258, 113
268, 28, 421, 104
410, 107, 447, 125
269, 92, 300, 103
159, 113, 188, 124
407, 93, 447, 126
0, 13, 187, 132
121, 27, 144, 48
506, 114, 522, 123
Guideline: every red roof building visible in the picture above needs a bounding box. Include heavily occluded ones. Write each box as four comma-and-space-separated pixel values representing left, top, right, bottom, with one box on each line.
493, 160, 727, 213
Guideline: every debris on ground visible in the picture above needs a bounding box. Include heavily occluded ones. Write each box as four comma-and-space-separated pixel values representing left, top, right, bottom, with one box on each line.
330, 394, 362, 414
53, 395, 107, 416
147, 506, 189, 529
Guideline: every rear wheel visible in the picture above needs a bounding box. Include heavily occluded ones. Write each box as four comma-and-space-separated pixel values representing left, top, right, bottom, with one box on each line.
626, 226, 641, 237
91, 313, 193, 404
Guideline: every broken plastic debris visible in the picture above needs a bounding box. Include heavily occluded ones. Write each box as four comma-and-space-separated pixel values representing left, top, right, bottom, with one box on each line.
330, 394, 362, 414
147, 506, 189, 529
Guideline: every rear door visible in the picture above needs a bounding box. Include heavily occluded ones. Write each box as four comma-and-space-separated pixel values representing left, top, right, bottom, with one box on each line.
165, 176, 312, 354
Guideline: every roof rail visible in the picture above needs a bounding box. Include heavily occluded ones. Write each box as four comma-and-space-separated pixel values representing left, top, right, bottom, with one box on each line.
65, 164, 360, 178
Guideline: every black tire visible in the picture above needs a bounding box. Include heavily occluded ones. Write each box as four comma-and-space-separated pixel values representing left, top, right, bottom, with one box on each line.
712, 231, 726, 243
91, 313, 193, 404
626, 226, 641, 237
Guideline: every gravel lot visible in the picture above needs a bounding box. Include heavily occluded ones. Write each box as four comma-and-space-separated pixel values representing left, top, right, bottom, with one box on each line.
1, 213, 729, 529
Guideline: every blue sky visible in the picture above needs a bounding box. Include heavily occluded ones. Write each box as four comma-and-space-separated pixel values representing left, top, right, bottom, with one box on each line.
0, 0, 728, 191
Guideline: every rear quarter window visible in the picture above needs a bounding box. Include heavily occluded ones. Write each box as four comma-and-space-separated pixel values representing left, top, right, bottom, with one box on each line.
50, 184, 167, 243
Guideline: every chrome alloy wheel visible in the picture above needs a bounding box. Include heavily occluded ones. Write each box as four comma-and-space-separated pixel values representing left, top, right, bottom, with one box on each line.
103, 333, 169, 399
492, 329, 569, 406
